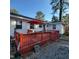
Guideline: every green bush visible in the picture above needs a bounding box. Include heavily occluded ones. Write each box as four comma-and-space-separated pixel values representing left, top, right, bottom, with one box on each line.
64, 32, 69, 36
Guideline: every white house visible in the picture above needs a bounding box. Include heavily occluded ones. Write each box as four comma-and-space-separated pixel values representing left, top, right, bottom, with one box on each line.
10, 13, 64, 38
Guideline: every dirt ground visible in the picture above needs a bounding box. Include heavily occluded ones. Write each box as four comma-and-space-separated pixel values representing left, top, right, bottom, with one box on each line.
24, 39, 69, 59
10, 36, 69, 59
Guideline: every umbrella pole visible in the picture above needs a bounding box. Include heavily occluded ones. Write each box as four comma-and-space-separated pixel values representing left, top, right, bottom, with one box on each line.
43, 24, 46, 32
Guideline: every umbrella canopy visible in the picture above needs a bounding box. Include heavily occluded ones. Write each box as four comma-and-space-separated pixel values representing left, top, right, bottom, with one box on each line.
27, 19, 46, 24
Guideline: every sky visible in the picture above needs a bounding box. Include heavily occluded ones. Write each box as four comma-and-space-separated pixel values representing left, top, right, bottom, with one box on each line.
10, 0, 53, 21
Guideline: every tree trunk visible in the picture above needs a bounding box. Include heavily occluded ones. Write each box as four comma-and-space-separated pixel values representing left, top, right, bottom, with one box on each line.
59, 0, 63, 22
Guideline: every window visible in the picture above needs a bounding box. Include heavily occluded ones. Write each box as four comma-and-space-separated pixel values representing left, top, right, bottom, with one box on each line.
39, 25, 42, 28
47, 24, 51, 27
47, 24, 49, 27
30, 24, 34, 29
16, 21, 22, 29
53, 24, 56, 29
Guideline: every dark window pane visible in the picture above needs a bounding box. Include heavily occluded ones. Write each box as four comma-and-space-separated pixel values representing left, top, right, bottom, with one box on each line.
53, 24, 56, 29
30, 24, 34, 29
39, 25, 42, 28
16, 25, 22, 29
16, 21, 22, 29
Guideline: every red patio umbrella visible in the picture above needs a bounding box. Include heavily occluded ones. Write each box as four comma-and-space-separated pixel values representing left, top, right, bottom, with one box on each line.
27, 19, 46, 24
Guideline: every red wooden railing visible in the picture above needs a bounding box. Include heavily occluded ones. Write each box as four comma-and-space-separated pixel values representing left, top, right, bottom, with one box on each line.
15, 31, 59, 55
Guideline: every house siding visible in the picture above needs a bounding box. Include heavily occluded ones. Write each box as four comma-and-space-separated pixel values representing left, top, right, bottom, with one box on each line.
45, 23, 64, 34
10, 19, 30, 37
